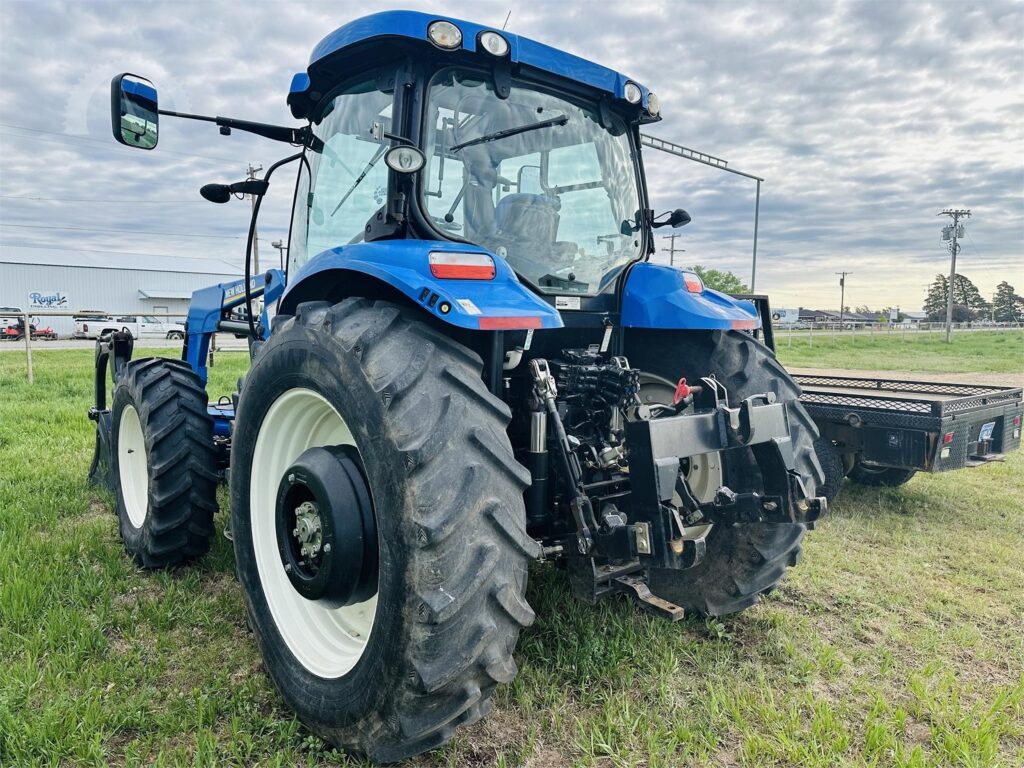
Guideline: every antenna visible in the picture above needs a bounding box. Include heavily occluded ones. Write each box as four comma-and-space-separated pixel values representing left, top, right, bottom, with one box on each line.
502, 10, 512, 30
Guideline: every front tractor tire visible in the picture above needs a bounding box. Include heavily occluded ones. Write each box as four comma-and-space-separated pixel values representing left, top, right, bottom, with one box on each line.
230, 299, 538, 763
635, 330, 824, 617
110, 358, 218, 567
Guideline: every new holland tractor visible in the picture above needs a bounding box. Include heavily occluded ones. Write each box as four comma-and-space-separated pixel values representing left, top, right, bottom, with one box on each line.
90, 11, 825, 762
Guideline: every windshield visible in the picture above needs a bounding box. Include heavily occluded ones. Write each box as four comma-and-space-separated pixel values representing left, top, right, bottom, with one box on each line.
423, 69, 642, 295
289, 76, 395, 272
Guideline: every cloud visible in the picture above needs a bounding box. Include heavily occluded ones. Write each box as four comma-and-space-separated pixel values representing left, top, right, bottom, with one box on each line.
0, 0, 1020, 311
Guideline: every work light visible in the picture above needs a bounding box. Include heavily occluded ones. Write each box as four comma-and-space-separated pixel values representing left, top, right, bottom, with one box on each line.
479, 31, 509, 56
624, 82, 642, 104
428, 20, 462, 49
384, 146, 426, 174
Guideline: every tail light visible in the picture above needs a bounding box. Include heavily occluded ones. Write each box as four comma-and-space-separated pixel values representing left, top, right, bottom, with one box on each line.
943, 431, 955, 444
429, 251, 495, 280
1014, 415, 1022, 427
681, 271, 704, 293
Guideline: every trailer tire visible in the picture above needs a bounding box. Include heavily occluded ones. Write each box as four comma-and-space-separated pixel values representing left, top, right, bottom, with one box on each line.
847, 459, 917, 487
110, 357, 218, 568
814, 437, 845, 502
633, 330, 824, 617
230, 299, 537, 763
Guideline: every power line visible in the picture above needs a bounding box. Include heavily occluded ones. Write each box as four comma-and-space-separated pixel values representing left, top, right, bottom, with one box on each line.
0, 222, 246, 239
0, 194, 206, 204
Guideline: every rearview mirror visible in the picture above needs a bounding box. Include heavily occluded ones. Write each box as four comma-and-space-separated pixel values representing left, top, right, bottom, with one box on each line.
111, 73, 159, 150
668, 208, 691, 228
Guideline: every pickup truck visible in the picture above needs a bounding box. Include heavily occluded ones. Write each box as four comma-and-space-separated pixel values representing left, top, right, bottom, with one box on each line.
742, 295, 1023, 500
74, 314, 185, 340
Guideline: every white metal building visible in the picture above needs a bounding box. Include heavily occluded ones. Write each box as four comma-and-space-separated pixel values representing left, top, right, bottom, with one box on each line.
0, 247, 243, 336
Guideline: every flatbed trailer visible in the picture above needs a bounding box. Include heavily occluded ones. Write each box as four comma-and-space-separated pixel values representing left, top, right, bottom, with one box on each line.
740, 294, 1023, 494
795, 374, 1022, 489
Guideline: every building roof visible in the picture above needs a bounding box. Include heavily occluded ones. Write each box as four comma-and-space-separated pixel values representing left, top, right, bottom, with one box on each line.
0, 245, 243, 276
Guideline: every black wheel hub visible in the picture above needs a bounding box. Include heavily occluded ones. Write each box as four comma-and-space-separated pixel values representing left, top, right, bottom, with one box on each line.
275, 445, 378, 607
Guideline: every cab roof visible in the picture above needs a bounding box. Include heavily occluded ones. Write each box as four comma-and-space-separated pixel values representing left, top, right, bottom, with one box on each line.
287, 10, 653, 119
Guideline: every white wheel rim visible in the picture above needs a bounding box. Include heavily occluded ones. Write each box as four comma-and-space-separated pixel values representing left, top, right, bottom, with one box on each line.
250, 387, 378, 679
117, 403, 149, 528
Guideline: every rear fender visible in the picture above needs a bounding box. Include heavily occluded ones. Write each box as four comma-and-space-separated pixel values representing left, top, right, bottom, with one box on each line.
620, 262, 761, 330
280, 241, 563, 331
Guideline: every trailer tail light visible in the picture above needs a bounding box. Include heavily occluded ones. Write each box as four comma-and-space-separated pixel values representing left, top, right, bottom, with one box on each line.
943, 431, 955, 444
1014, 415, 1022, 426
428, 251, 495, 280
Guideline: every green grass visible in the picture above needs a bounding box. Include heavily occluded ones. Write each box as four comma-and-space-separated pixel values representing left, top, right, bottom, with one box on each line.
775, 329, 1024, 374
2, 349, 1023, 767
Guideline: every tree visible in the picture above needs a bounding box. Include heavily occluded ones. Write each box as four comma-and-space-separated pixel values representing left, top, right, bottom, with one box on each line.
992, 281, 1024, 323
923, 274, 949, 321
922, 273, 988, 321
689, 265, 749, 294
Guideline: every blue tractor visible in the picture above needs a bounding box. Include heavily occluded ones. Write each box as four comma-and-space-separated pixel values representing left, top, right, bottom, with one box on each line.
91, 11, 825, 762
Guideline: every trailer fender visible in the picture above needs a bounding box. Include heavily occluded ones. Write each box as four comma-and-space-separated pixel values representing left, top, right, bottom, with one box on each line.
620, 262, 761, 330
280, 241, 563, 331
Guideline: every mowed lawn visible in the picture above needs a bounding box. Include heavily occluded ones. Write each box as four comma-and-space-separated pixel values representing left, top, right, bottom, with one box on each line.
776, 329, 1024, 375
1, 348, 1022, 767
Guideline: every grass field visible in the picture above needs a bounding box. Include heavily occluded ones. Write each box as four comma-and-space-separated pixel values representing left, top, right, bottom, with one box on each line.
1, 348, 1022, 767
775, 330, 1024, 374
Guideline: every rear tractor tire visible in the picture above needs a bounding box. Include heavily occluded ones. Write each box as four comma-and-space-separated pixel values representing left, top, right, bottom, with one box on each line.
229, 299, 538, 763
110, 358, 218, 567
635, 330, 824, 616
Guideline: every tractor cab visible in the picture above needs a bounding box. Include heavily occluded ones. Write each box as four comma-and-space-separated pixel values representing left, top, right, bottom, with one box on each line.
284, 12, 662, 304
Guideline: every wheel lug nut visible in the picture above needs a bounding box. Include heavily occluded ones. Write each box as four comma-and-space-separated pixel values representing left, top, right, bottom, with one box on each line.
324, 543, 332, 554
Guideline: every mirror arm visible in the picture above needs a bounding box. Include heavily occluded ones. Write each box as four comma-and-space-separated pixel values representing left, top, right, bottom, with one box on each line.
159, 109, 315, 147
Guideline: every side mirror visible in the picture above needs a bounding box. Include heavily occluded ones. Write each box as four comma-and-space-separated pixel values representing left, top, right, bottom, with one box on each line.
111, 73, 159, 150
668, 208, 691, 228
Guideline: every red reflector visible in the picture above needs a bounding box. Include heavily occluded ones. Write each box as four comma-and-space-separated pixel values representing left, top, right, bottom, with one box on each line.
731, 319, 758, 330
943, 431, 955, 444
478, 316, 543, 330
428, 251, 495, 280
1015, 415, 1022, 426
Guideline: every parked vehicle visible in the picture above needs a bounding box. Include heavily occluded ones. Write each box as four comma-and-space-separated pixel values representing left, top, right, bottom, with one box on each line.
75, 313, 185, 340
73, 311, 113, 339
0, 306, 25, 328
91, 13, 827, 762
2, 318, 58, 341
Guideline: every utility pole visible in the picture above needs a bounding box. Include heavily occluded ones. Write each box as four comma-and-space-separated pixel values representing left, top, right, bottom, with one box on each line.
271, 239, 288, 271
246, 162, 263, 275
835, 272, 852, 327
938, 208, 970, 343
661, 233, 685, 266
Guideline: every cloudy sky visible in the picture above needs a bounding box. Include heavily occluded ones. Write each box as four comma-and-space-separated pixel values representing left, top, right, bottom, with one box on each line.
1, 0, 1021, 311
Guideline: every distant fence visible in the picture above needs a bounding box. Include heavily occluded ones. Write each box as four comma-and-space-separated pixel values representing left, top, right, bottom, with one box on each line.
772, 320, 1024, 348
0, 310, 246, 384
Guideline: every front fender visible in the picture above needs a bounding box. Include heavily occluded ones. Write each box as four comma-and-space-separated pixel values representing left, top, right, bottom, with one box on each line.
620, 263, 760, 330
281, 241, 563, 331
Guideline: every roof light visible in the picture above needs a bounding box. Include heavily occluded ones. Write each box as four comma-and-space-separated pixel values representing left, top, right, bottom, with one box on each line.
647, 91, 661, 117
681, 271, 704, 293
479, 31, 509, 56
624, 82, 642, 104
429, 251, 496, 280
384, 146, 425, 174
428, 20, 462, 49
